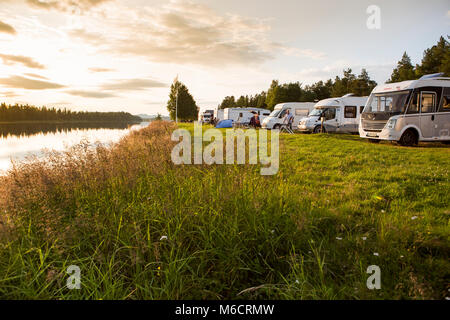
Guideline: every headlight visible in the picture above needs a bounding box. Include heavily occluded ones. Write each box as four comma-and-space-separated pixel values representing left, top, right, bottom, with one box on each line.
386, 118, 397, 129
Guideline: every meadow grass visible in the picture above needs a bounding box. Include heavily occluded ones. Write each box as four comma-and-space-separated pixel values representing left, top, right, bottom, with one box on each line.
0, 121, 448, 299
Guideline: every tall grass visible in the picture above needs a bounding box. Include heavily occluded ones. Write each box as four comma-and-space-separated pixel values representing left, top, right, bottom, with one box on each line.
0, 121, 448, 299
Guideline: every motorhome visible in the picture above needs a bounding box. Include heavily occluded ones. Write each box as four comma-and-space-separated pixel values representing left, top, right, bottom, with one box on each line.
214, 109, 224, 122
199, 109, 214, 123
359, 73, 450, 146
223, 107, 271, 125
261, 102, 315, 130
298, 95, 368, 133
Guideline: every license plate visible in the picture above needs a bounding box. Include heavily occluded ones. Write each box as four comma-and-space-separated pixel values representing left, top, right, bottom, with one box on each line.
367, 132, 378, 137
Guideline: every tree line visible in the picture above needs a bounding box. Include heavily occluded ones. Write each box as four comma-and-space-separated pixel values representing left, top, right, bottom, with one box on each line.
218, 35, 449, 111
388, 36, 449, 83
0, 103, 142, 123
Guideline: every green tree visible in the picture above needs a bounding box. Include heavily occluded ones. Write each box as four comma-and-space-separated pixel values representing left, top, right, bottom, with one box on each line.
218, 96, 236, 109
388, 52, 416, 83
155, 113, 162, 121
167, 81, 199, 121
415, 36, 450, 77
353, 69, 377, 95
236, 95, 247, 107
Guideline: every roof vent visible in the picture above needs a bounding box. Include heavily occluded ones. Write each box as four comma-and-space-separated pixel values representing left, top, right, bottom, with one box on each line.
419, 73, 444, 80
342, 93, 355, 97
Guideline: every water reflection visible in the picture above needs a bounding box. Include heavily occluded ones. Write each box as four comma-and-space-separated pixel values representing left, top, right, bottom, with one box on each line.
0, 122, 149, 174
0, 122, 137, 138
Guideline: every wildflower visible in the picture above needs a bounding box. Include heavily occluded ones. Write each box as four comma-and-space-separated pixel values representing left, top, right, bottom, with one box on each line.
381, 210, 385, 213
271, 230, 275, 234
336, 237, 342, 240
411, 216, 418, 220
373, 252, 379, 256
400, 255, 404, 258
375, 196, 383, 201
160, 235, 168, 241
295, 280, 300, 284
362, 237, 367, 241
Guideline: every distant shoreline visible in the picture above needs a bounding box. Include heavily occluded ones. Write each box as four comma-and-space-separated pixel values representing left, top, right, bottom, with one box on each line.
0, 120, 144, 125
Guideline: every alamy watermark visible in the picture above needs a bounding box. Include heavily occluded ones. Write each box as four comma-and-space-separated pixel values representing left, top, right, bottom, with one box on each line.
171, 123, 279, 175
366, 265, 381, 290
66, 265, 81, 290
367, 5, 381, 30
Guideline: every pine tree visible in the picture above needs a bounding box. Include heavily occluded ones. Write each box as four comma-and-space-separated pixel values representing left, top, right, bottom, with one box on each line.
415, 36, 450, 77
166, 81, 199, 121
388, 52, 416, 83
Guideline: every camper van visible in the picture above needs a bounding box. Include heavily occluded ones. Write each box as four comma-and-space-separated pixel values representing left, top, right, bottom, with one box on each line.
261, 102, 315, 130
223, 107, 271, 125
199, 109, 214, 123
214, 109, 224, 122
298, 95, 368, 133
359, 73, 450, 146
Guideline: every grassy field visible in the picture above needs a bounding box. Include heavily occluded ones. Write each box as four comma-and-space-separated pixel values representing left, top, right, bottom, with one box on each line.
0, 121, 448, 299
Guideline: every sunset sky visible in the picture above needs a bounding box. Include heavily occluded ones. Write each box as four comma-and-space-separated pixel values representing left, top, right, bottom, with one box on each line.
0, 0, 448, 115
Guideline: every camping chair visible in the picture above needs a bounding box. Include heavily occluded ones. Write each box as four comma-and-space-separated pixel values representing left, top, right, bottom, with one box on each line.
279, 123, 294, 134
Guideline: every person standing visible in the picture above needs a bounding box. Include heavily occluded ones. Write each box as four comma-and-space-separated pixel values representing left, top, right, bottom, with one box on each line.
283, 109, 294, 130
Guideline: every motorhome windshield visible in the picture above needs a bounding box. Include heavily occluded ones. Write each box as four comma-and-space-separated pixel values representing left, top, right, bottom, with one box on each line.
269, 108, 282, 117
364, 91, 411, 114
309, 108, 324, 116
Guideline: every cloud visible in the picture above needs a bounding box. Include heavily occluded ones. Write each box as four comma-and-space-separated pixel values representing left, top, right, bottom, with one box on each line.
0, 91, 19, 97
0, 21, 16, 35
66, 90, 117, 98
100, 78, 168, 91
0, 75, 65, 90
26, 0, 111, 12
88, 67, 115, 72
63, 1, 324, 68
0, 54, 45, 69
68, 29, 106, 45
23, 73, 49, 80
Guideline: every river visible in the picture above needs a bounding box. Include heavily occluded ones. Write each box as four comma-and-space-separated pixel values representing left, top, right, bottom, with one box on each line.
0, 122, 149, 174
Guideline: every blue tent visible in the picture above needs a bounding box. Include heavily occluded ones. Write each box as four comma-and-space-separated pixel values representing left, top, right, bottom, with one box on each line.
215, 119, 233, 128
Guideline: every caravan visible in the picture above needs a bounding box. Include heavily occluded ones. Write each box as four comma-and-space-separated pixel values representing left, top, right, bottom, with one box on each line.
223, 107, 271, 125
261, 102, 315, 130
298, 95, 368, 133
359, 73, 450, 145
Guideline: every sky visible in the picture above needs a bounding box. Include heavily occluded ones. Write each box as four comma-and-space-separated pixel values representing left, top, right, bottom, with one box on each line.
0, 0, 448, 115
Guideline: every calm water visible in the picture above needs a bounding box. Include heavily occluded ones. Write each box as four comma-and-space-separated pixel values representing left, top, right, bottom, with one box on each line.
0, 122, 149, 174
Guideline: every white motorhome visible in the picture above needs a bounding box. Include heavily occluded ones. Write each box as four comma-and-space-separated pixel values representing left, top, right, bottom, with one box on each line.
214, 109, 224, 122
262, 102, 315, 130
223, 107, 270, 125
359, 73, 450, 146
298, 94, 368, 133
199, 109, 214, 123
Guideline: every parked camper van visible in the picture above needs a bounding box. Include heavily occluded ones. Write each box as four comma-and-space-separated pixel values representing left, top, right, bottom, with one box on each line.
214, 109, 224, 122
359, 73, 450, 146
262, 102, 315, 130
223, 107, 270, 125
199, 109, 214, 123
298, 94, 368, 133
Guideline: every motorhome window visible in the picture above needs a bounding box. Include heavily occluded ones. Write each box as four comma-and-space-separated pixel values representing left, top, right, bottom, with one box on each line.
269, 109, 281, 117
439, 96, 450, 112
324, 108, 336, 120
344, 106, 357, 118
295, 109, 309, 116
407, 92, 419, 114
365, 91, 410, 114
360, 106, 365, 114
420, 92, 435, 113
279, 109, 290, 118
309, 108, 323, 116
239, 113, 243, 117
